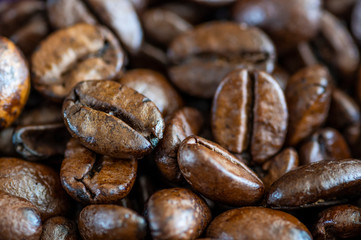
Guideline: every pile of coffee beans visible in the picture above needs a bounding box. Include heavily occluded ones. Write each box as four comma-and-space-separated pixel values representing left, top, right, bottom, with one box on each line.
2, 0, 361, 239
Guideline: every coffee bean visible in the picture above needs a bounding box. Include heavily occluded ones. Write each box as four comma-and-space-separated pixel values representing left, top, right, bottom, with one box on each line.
0, 37, 30, 129
0, 191, 42, 240
267, 159, 361, 208
78, 204, 147, 240
190, 0, 236, 6
310, 11, 359, 80
325, 0, 356, 17
262, 148, 299, 188
0, 157, 72, 220
155, 107, 203, 184
178, 136, 264, 206
61, 138, 137, 204
142, 8, 193, 47
145, 188, 211, 240
63, 80, 165, 158
272, 66, 289, 91
233, 0, 322, 51
168, 22, 276, 98
299, 128, 351, 165
0, 0, 49, 57
206, 207, 312, 240
41, 216, 79, 240
313, 204, 361, 240
13, 123, 70, 161
286, 65, 332, 146
31, 23, 124, 101
212, 69, 288, 163
47, 0, 143, 53
327, 88, 361, 146
118, 69, 184, 117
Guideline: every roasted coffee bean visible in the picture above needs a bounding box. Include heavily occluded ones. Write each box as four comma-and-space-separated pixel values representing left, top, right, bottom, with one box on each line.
313, 204, 361, 240
19, 102, 63, 126
352, 0, 361, 44
160, 2, 206, 24
0, 37, 30, 129
168, 22, 276, 98
118, 69, 183, 117
233, 0, 322, 51
31, 23, 124, 101
212, 69, 288, 163
145, 188, 211, 240
78, 204, 147, 240
61, 138, 137, 204
206, 207, 312, 240
0, 157, 71, 220
13, 123, 69, 161
286, 65, 332, 146
325, 0, 356, 16
0, 191, 42, 240
178, 136, 264, 206
142, 8, 193, 47
299, 128, 351, 165
189, 0, 236, 6
262, 148, 299, 189
0, 0, 49, 57
63, 80, 165, 159
155, 107, 203, 184
47, 0, 143, 53
327, 88, 361, 146
310, 11, 360, 80
267, 159, 361, 208
41, 216, 78, 240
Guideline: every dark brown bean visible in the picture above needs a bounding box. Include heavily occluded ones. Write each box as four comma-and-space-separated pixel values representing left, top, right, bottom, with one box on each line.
299, 128, 351, 165
267, 159, 361, 208
31, 23, 124, 101
61, 138, 137, 204
0, 36, 30, 129
0, 191, 42, 240
211, 69, 288, 163
0, 157, 72, 220
233, 0, 322, 51
168, 22, 276, 98
13, 123, 70, 161
262, 148, 299, 188
118, 69, 184, 117
62, 80, 165, 159
313, 204, 361, 240
78, 204, 147, 240
41, 216, 78, 240
155, 107, 203, 184
178, 136, 264, 206
145, 188, 211, 240
286, 65, 332, 146
206, 207, 312, 240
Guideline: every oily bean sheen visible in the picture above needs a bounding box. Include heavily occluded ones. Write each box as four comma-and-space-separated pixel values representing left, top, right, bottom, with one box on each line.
62, 80, 165, 159
286, 65, 332, 146
31, 23, 124, 101
41, 216, 78, 240
233, 0, 322, 51
0, 157, 71, 220
262, 148, 299, 188
145, 188, 211, 240
0, 37, 30, 129
206, 207, 312, 240
313, 204, 361, 240
267, 159, 361, 208
168, 21, 276, 98
178, 136, 264, 206
0, 191, 42, 240
61, 138, 137, 204
155, 107, 203, 184
212, 69, 288, 163
47, 0, 143, 53
299, 128, 351, 165
78, 204, 147, 240
118, 69, 184, 117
